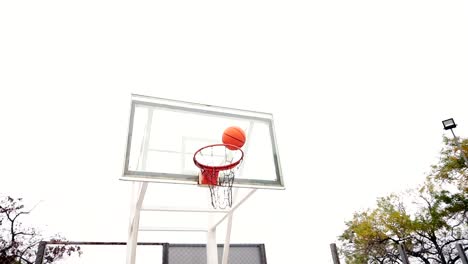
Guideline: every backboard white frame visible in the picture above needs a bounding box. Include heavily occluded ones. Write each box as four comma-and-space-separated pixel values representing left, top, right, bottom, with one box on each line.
121, 94, 285, 189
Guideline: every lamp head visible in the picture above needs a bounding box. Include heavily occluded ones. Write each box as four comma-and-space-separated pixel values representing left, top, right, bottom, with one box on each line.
442, 118, 457, 130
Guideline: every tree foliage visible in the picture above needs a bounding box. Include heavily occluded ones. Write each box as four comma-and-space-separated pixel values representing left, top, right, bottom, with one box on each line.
339, 137, 468, 264
0, 196, 81, 264
431, 136, 468, 192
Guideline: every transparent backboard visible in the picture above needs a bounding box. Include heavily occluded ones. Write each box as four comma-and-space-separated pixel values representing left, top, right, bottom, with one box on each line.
121, 94, 284, 189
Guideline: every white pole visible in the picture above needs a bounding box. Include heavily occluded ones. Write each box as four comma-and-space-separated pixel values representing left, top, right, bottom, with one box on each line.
141, 206, 229, 213
221, 212, 233, 264
139, 227, 208, 232
126, 182, 148, 264
126, 107, 153, 264
221, 188, 238, 264
126, 182, 137, 264
207, 227, 219, 264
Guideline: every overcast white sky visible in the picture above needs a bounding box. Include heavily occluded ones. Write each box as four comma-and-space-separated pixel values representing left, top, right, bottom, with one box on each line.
1, 0, 468, 263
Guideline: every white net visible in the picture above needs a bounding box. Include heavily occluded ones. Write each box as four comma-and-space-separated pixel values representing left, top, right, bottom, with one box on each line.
194, 144, 243, 209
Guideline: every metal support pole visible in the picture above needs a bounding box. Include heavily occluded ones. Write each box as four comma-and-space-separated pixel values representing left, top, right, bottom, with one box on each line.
126, 182, 148, 264
221, 215, 233, 264
207, 227, 219, 264
398, 243, 410, 264
126, 108, 152, 264
330, 243, 341, 264
451, 129, 468, 166
221, 188, 238, 264
456, 243, 468, 264
34, 241, 47, 264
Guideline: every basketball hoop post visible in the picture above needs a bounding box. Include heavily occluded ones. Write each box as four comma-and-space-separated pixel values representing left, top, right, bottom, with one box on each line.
122, 94, 285, 264
124, 182, 258, 264
126, 182, 148, 264
221, 188, 237, 264
207, 215, 219, 264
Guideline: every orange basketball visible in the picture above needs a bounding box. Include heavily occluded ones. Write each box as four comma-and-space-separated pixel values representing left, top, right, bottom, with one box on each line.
222, 126, 246, 150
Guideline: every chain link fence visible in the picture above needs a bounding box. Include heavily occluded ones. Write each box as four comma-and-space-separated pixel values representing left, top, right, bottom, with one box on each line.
34, 241, 267, 264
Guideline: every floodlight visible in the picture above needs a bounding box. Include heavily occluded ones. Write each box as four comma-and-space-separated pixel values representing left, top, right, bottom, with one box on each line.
442, 118, 457, 130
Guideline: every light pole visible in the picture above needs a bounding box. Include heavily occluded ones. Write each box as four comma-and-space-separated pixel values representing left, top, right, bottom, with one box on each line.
442, 118, 468, 166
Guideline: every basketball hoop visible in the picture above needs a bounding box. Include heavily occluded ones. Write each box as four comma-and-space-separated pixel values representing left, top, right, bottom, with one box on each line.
193, 144, 244, 209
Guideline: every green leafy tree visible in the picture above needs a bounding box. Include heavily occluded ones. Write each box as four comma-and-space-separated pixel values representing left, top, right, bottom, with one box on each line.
0, 196, 81, 264
431, 136, 468, 192
339, 137, 467, 264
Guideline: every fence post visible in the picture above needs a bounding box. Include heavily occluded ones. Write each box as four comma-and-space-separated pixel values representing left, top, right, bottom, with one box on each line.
34, 241, 47, 264
456, 243, 468, 264
398, 243, 410, 264
330, 243, 341, 264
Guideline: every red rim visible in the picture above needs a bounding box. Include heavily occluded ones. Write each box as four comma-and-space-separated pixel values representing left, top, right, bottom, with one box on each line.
193, 144, 244, 171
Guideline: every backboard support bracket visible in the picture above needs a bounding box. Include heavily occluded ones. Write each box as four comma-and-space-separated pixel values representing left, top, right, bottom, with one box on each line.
125, 182, 257, 264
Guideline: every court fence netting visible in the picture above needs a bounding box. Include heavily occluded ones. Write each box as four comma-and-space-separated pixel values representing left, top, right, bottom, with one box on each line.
34, 241, 267, 264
